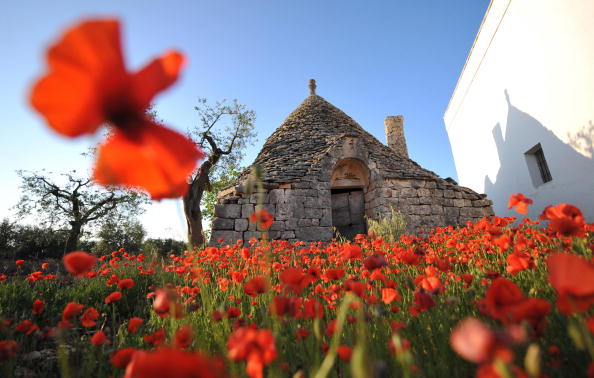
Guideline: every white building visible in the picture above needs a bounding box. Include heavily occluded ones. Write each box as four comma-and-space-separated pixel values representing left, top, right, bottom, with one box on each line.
444, 0, 594, 221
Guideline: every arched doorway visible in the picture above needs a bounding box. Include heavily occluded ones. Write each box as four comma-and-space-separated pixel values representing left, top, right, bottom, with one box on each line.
330, 158, 370, 240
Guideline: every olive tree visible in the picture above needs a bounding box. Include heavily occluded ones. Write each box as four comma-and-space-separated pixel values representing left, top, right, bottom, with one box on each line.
184, 98, 256, 247
14, 170, 149, 254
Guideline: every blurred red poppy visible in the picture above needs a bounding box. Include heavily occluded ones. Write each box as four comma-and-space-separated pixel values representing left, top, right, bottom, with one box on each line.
128, 318, 143, 334
342, 244, 362, 260
228, 327, 277, 378
15, 320, 39, 335
63, 251, 96, 277
118, 279, 134, 290
81, 307, 99, 327
0, 340, 18, 362
105, 291, 122, 304
249, 209, 274, 230
62, 302, 84, 321
30, 19, 203, 200
381, 288, 400, 304
110, 347, 137, 369
91, 330, 110, 346
337, 345, 352, 361
124, 348, 227, 378
175, 325, 193, 349
508, 193, 532, 215
32, 299, 45, 315
547, 253, 594, 314
364, 254, 387, 271
243, 276, 270, 297
539, 204, 586, 237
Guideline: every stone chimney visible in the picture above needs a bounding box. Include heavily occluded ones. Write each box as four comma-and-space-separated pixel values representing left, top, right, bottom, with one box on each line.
384, 115, 408, 158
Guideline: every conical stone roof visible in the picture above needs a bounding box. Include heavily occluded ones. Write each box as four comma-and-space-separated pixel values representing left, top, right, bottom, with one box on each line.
239, 93, 441, 184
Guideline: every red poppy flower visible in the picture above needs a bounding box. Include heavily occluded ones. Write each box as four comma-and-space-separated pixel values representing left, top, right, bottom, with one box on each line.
270, 296, 290, 317
364, 254, 388, 271
508, 193, 532, 215
105, 291, 122, 304
143, 329, 166, 347
450, 318, 500, 365
539, 204, 586, 237
381, 287, 401, 304
0, 340, 18, 361
118, 278, 134, 290
110, 347, 137, 369
547, 253, 594, 314
175, 325, 194, 349
296, 329, 310, 340
460, 274, 474, 287
62, 302, 84, 321
279, 268, 311, 294
15, 260, 25, 266
81, 307, 100, 327
243, 276, 270, 297
226, 307, 241, 318
15, 320, 39, 335
249, 209, 274, 230
412, 289, 435, 313
337, 345, 352, 361
344, 279, 366, 297
483, 278, 523, 322
483, 278, 550, 332
124, 348, 227, 378
32, 299, 45, 315
415, 275, 443, 292
152, 289, 184, 319
342, 244, 362, 260
227, 327, 277, 378
30, 19, 203, 200
304, 298, 324, 319
324, 268, 345, 281
91, 330, 110, 346
505, 252, 534, 276
63, 251, 96, 277
128, 317, 143, 334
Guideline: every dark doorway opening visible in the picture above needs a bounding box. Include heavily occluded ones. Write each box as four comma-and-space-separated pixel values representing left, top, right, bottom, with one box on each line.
331, 188, 366, 240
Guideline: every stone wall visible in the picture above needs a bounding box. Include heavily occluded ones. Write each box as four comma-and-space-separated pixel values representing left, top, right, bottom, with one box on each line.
210, 181, 334, 245
365, 178, 494, 232
210, 176, 493, 245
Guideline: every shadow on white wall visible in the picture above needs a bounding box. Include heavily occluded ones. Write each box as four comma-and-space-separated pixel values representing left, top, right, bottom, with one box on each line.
484, 90, 594, 219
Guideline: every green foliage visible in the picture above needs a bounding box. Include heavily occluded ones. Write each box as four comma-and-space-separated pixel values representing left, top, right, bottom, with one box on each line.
14, 170, 148, 231
190, 98, 257, 172
365, 207, 407, 243
92, 219, 146, 255
201, 165, 243, 223
142, 237, 187, 256
0, 220, 69, 260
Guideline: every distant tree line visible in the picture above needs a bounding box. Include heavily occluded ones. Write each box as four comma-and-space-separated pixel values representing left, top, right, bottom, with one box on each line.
0, 217, 186, 260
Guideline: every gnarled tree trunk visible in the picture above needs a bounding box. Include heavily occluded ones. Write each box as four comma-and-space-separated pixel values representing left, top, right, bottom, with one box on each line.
183, 192, 205, 248
184, 154, 219, 249
64, 221, 82, 254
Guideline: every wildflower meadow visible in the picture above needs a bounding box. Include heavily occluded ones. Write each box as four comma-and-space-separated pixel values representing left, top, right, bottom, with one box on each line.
2, 17, 594, 378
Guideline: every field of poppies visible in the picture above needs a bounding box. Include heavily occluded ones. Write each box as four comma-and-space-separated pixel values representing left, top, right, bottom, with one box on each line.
6, 16, 594, 378
0, 199, 593, 377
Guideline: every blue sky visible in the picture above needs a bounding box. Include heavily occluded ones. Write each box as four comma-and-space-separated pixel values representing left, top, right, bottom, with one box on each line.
0, 0, 490, 240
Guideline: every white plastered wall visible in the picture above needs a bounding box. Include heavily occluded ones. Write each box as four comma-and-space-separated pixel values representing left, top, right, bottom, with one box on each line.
444, 0, 594, 221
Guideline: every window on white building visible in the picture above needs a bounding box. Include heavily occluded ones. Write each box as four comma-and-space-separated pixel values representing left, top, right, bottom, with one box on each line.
524, 143, 552, 186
